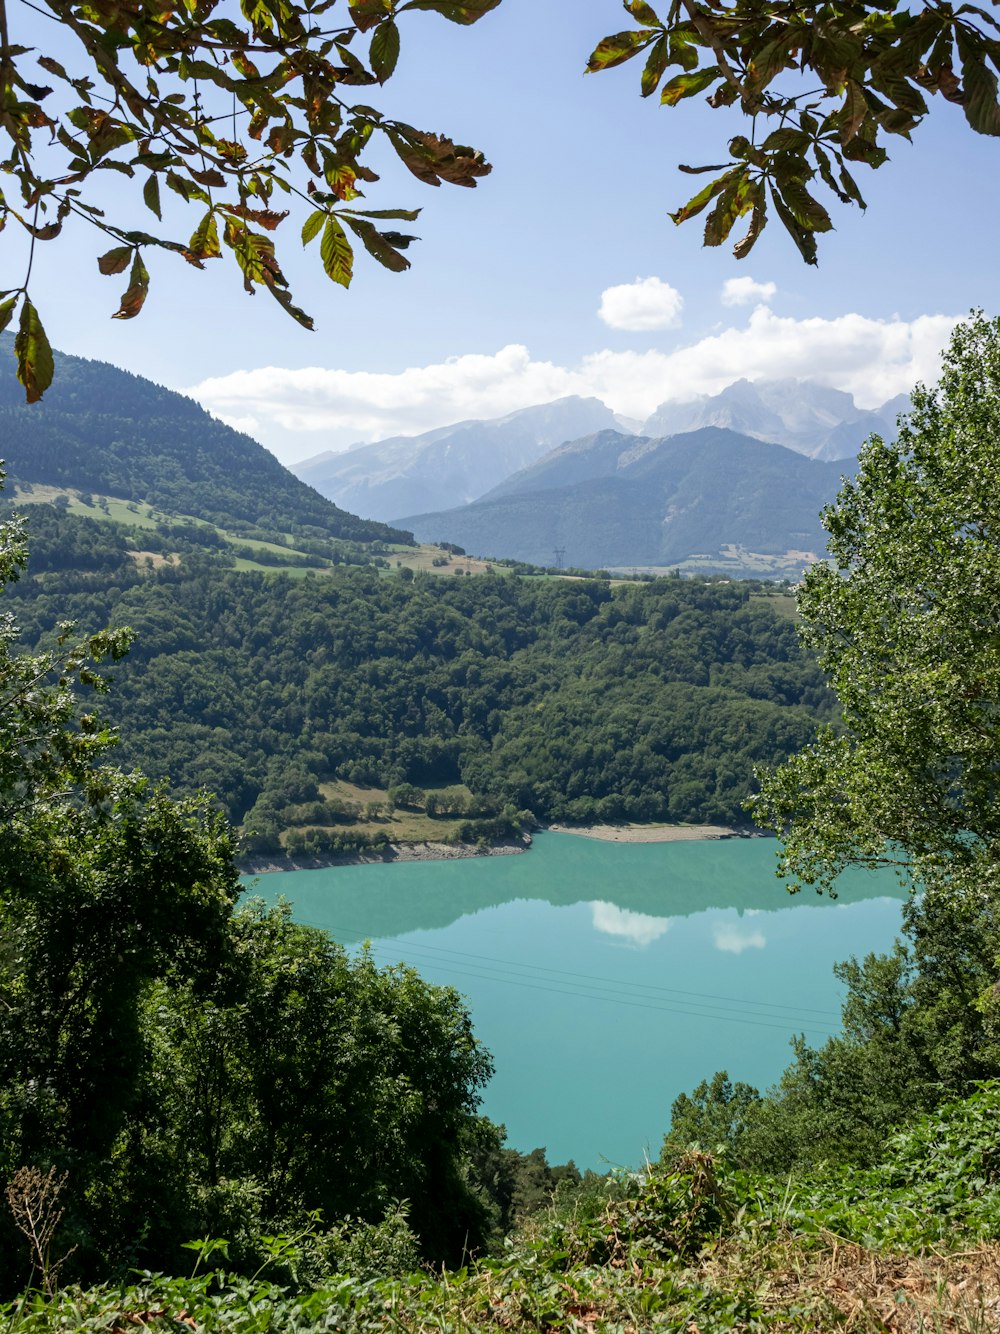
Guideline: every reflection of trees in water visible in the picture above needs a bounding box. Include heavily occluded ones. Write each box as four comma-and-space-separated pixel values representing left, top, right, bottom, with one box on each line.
249, 833, 905, 946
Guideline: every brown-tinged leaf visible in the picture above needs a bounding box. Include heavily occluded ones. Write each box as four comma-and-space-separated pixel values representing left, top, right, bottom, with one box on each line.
678, 161, 729, 174
371, 20, 401, 82
956, 28, 1000, 134
388, 125, 491, 187
775, 174, 833, 231
586, 29, 651, 73
661, 65, 721, 105
113, 254, 150, 319
343, 206, 420, 220
37, 55, 71, 81
268, 284, 316, 329
641, 36, 670, 97
223, 204, 289, 230
770, 184, 819, 264
398, 0, 501, 23
349, 0, 393, 31
702, 166, 752, 247
626, 0, 660, 24
343, 215, 413, 269
321, 215, 354, 286
166, 172, 210, 204
839, 79, 868, 143
733, 186, 767, 259
97, 245, 133, 275
231, 51, 261, 79
15, 299, 54, 402
670, 167, 738, 224
190, 166, 227, 188
189, 210, 221, 259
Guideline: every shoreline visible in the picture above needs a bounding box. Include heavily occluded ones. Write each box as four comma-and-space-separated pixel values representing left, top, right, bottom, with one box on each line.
236, 821, 764, 875
238, 834, 532, 876
546, 822, 750, 844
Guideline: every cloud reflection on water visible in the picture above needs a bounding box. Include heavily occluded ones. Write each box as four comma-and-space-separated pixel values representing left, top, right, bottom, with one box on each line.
712, 919, 767, 954
590, 901, 671, 948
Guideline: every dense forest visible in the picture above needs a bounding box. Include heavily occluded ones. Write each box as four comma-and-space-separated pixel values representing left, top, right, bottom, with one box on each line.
5, 504, 834, 854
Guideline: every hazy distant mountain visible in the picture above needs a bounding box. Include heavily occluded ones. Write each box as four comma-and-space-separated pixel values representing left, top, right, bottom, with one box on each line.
401, 427, 853, 573
290, 396, 625, 522
642, 379, 907, 461
0, 335, 407, 545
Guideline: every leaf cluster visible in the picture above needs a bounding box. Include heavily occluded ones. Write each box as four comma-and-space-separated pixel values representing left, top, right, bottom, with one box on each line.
589, 0, 1000, 262
0, 0, 499, 396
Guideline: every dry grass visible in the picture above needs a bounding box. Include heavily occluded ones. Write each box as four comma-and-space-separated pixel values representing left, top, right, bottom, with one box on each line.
697, 1234, 1000, 1332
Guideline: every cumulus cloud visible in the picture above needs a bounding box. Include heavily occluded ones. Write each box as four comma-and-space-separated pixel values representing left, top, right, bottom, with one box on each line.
188, 309, 960, 458
598, 276, 684, 331
721, 276, 777, 306
591, 902, 671, 948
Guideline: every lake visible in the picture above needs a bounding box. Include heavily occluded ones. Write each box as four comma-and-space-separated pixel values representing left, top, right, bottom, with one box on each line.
245, 832, 908, 1171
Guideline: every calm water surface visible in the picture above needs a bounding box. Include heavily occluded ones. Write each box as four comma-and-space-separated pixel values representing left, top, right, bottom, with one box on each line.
245, 832, 906, 1170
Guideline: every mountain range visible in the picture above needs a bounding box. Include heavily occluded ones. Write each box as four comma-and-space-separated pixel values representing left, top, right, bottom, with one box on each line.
291, 397, 624, 524
399, 427, 854, 575
289, 377, 905, 533
0, 343, 898, 575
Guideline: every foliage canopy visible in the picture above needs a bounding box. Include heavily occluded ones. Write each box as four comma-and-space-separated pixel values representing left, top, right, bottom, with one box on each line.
753, 313, 1000, 902
0, 0, 498, 397
590, 0, 1000, 262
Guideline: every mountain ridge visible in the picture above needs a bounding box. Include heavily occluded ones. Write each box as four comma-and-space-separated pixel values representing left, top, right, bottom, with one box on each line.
0, 335, 410, 546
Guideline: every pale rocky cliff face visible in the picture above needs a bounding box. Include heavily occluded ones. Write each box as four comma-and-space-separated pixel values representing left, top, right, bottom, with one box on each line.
642, 379, 907, 460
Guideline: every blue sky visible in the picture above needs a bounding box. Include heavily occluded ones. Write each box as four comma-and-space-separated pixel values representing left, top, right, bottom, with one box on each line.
11, 0, 1000, 462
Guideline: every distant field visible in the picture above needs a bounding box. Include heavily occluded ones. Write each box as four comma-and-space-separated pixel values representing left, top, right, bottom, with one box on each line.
751, 589, 800, 620
308, 779, 477, 843
610, 544, 821, 582
386, 544, 508, 577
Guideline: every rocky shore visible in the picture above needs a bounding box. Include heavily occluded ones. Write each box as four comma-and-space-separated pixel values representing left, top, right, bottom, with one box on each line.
238, 833, 532, 876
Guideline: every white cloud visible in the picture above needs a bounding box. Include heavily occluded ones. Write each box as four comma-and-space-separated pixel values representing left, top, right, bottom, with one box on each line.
591, 901, 671, 948
711, 921, 767, 955
598, 276, 684, 331
721, 276, 777, 307
192, 345, 582, 448
188, 310, 960, 458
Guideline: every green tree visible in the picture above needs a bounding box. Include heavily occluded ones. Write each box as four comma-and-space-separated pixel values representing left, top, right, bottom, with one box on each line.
0, 0, 498, 397
0, 482, 241, 1282
753, 313, 1000, 906
660, 1071, 761, 1162
590, 0, 1000, 263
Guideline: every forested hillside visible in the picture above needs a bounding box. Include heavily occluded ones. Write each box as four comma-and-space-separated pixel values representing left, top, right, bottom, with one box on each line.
0, 337, 410, 546
7, 504, 833, 853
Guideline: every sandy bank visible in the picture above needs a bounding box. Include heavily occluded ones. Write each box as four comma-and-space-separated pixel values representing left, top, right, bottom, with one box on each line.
546, 822, 746, 843
238, 835, 531, 876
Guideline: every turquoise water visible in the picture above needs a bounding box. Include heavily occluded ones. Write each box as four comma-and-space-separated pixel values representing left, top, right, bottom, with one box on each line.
244, 832, 907, 1170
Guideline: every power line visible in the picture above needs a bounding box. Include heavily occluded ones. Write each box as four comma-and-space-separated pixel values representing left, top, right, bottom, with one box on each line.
359, 944, 842, 1036
290, 911, 845, 1037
